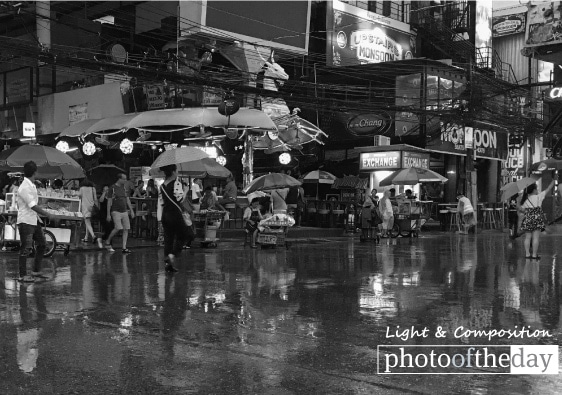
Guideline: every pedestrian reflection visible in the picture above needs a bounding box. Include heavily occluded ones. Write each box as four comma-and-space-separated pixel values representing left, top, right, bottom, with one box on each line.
161, 273, 188, 356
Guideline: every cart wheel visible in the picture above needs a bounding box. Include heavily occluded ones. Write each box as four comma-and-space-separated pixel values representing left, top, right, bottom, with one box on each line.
38, 229, 56, 258
389, 223, 400, 238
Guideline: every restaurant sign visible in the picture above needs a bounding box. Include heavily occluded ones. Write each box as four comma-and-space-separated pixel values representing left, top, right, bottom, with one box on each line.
492, 13, 526, 37
359, 150, 430, 171
346, 112, 391, 136
544, 86, 562, 102
426, 123, 508, 160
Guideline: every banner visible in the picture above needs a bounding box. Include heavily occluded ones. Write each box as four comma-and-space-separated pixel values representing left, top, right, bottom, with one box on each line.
328, 0, 414, 66
525, 1, 562, 47
493, 13, 526, 37
504, 144, 525, 182
426, 123, 508, 161
4, 68, 32, 107
146, 85, 165, 110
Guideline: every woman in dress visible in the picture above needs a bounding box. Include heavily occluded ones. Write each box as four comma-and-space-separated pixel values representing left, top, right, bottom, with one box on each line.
159, 164, 190, 273
379, 189, 394, 238
520, 180, 555, 259
78, 178, 99, 243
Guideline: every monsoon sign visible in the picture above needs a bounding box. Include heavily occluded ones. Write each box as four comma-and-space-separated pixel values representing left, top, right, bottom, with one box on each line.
426, 123, 508, 160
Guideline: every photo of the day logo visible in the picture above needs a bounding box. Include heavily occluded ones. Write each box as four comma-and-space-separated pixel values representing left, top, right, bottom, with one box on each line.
377, 345, 559, 375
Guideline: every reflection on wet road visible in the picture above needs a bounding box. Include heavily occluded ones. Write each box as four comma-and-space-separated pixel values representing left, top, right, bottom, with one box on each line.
1, 234, 561, 394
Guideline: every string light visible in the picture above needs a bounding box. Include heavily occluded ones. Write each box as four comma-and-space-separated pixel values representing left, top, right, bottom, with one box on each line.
279, 152, 291, 165
82, 142, 96, 156
56, 141, 70, 153
216, 156, 227, 166
120, 138, 133, 154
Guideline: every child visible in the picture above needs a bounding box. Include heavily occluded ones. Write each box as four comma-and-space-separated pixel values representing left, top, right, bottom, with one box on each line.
244, 198, 263, 248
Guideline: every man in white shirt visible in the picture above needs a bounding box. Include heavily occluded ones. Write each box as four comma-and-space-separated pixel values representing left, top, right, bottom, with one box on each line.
17, 161, 55, 282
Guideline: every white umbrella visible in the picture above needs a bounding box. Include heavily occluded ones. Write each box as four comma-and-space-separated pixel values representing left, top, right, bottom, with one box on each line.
302, 170, 337, 199
150, 147, 210, 171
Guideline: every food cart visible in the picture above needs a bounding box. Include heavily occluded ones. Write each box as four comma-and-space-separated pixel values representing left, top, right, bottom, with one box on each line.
1, 192, 83, 256
192, 210, 225, 248
256, 213, 295, 249
390, 200, 432, 238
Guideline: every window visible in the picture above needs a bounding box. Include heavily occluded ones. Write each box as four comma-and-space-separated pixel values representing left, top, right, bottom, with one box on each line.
382, 0, 391, 16
368, 1, 377, 13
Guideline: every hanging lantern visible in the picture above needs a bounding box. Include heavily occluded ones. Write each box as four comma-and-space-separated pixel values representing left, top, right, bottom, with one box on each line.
82, 142, 96, 156
120, 138, 133, 154
216, 156, 227, 166
279, 152, 291, 165
56, 141, 70, 153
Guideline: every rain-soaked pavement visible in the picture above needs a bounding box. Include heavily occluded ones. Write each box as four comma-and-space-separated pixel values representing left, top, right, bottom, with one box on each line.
1, 232, 561, 394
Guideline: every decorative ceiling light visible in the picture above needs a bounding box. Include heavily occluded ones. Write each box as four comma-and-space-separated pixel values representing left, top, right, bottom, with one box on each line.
56, 141, 70, 153
268, 131, 279, 140
216, 156, 227, 166
120, 138, 133, 154
82, 142, 96, 156
279, 152, 291, 165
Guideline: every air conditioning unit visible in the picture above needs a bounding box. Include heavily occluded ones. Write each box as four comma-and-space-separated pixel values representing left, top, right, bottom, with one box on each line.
374, 135, 391, 146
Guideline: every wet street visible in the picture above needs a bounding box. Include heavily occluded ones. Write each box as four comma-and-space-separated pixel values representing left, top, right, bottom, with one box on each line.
1, 233, 561, 394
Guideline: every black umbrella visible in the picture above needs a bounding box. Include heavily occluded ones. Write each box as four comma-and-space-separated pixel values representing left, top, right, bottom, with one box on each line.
86, 164, 125, 185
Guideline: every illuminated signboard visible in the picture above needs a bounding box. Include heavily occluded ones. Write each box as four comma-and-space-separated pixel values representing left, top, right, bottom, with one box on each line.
544, 86, 562, 101
359, 151, 430, 171
328, 0, 414, 66
360, 151, 401, 171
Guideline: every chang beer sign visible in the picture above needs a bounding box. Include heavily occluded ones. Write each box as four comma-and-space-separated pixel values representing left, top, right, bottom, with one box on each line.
427, 123, 508, 160
350, 29, 405, 63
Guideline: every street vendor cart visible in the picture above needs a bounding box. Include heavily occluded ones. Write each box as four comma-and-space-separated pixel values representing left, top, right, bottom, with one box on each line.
193, 210, 225, 248
1, 192, 83, 256
256, 213, 294, 249
391, 200, 432, 238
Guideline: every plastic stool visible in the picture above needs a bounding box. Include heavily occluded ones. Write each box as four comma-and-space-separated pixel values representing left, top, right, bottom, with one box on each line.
439, 210, 449, 231
482, 208, 496, 229
224, 203, 236, 229
448, 209, 460, 232
494, 208, 504, 228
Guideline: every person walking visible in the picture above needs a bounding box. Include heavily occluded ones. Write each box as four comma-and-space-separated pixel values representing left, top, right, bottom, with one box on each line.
379, 190, 394, 238
97, 185, 112, 248
191, 178, 203, 212
16, 161, 55, 282
78, 178, 99, 244
520, 180, 555, 259
159, 164, 191, 273
105, 173, 135, 253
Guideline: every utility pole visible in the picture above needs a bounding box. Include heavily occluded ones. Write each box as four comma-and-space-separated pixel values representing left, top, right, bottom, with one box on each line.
466, 57, 477, 229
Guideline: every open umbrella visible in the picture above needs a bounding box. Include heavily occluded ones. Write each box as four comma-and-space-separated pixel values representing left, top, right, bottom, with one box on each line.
302, 170, 337, 199
531, 158, 562, 173
243, 173, 301, 194
150, 147, 210, 171
150, 158, 231, 179
379, 167, 447, 186
86, 164, 126, 185
500, 175, 540, 202
0, 145, 85, 179
60, 108, 278, 138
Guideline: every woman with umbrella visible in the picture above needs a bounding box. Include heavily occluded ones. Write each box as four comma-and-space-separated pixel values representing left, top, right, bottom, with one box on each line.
520, 180, 555, 259
159, 164, 191, 273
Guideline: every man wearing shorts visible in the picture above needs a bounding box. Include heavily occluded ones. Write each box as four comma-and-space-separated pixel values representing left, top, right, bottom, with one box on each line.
106, 173, 135, 253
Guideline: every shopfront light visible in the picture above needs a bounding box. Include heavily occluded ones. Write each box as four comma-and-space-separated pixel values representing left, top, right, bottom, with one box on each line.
120, 138, 133, 154
82, 142, 96, 156
279, 152, 291, 165
216, 155, 227, 166
56, 141, 70, 153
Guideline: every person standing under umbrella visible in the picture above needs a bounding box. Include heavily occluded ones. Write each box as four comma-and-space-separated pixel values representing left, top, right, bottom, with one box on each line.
159, 164, 191, 272
16, 161, 55, 282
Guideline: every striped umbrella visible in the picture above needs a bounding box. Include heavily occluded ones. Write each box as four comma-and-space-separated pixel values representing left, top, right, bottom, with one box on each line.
302, 170, 337, 199
243, 173, 301, 194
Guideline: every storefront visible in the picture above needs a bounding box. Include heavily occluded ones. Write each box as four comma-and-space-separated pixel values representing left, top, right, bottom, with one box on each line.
426, 122, 508, 202
357, 144, 430, 197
